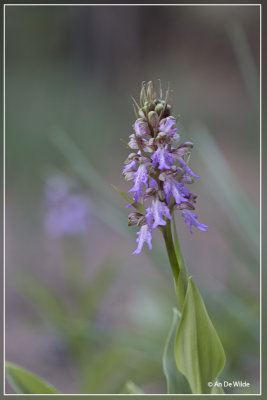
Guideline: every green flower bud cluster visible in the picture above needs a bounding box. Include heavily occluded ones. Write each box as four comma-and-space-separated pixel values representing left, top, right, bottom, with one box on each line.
138, 81, 172, 120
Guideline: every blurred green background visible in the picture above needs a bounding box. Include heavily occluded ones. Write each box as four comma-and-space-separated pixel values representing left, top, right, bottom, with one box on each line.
5, 5, 260, 395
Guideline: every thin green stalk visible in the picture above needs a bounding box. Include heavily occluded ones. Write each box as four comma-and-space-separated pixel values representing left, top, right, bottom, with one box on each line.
162, 216, 188, 309
161, 221, 180, 284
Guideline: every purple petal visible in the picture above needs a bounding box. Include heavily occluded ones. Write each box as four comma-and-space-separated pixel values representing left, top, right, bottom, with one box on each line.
146, 197, 171, 229
182, 210, 208, 234
159, 117, 177, 137
128, 163, 149, 202
151, 145, 174, 170
132, 224, 153, 254
123, 160, 137, 172
134, 119, 150, 139
163, 178, 188, 204
179, 158, 200, 178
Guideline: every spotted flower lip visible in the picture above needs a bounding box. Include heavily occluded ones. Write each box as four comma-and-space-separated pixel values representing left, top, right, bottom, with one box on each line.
121, 81, 208, 254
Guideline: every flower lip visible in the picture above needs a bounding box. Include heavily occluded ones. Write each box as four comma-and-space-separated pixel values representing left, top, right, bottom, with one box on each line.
132, 224, 153, 254
151, 144, 174, 170
146, 197, 172, 229
182, 209, 208, 234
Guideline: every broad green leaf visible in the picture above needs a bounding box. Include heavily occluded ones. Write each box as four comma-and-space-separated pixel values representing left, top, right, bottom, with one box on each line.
111, 184, 146, 215
163, 308, 191, 394
120, 380, 144, 394
175, 278, 226, 394
5, 362, 59, 394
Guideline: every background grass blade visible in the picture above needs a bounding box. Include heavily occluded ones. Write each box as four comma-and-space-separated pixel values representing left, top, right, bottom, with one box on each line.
120, 380, 144, 394
190, 122, 259, 257
6, 362, 59, 394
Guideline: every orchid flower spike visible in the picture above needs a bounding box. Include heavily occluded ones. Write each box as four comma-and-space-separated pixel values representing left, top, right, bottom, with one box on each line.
122, 81, 208, 254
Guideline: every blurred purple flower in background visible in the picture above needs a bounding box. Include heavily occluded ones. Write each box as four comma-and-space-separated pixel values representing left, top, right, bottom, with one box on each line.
44, 176, 91, 238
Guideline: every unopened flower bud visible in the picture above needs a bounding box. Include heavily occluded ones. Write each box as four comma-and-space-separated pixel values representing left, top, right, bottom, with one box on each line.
163, 104, 172, 117
172, 146, 190, 158
188, 193, 198, 203
128, 212, 144, 226
148, 111, 159, 128
137, 216, 147, 226
147, 81, 156, 101
123, 171, 135, 181
144, 187, 157, 199
181, 175, 194, 184
127, 153, 139, 162
175, 202, 195, 211
178, 142, 194, 149
140, 85, 147, 106
138, 109, 145, 118
155, 103, 164, 115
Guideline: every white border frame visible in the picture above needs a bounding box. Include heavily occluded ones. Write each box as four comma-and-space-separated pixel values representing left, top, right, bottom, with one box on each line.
3, 3, 262, 396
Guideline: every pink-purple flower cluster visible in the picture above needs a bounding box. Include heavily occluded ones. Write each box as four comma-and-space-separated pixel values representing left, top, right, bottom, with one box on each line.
123, 82, 208, 254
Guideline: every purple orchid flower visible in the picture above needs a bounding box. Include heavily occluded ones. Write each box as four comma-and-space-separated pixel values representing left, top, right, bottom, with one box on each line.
132, 224, 152, 254
123, 160, 137, 172
45, 177, 91, 238
158, 116, 177, 137
128, 161, 150, 202
151, 145, 174, 170
134, 119, 151, 139
163, 177, 189, 204
146, 197, 172, 229
121, 81, 208, 255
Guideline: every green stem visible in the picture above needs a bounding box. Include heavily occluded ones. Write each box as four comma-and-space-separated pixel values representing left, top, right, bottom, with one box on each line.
161, 220, 180, 283
162, 216, 189, 309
